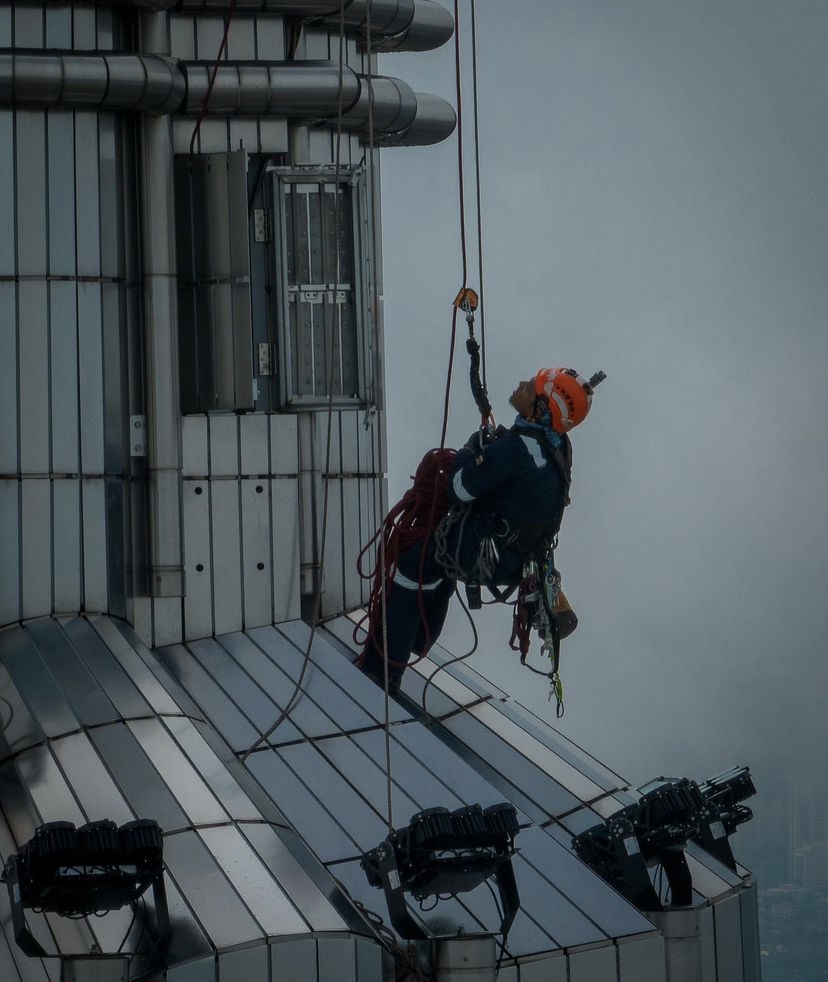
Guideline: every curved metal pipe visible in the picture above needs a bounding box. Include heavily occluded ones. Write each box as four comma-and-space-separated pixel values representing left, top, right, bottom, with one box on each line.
100, 0, 455, 53
0, 52, 184, 115
0, 52, 455, 145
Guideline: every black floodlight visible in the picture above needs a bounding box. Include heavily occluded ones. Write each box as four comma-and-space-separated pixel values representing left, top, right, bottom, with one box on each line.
2, 819, 169, 958
571, 816, 663, 911
573, 768, 757, 909
691, 765, 756, 871
573, 778, 704, 910
362, 803, 521, 940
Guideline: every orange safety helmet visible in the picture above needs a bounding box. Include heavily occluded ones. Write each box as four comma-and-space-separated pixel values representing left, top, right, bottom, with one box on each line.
533, 367, 595, 432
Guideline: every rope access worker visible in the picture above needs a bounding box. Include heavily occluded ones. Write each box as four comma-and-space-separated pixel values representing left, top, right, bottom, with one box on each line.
359, 366, 599, 692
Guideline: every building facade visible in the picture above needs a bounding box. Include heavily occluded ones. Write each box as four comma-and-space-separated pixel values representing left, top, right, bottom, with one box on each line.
0, 4, 761, 981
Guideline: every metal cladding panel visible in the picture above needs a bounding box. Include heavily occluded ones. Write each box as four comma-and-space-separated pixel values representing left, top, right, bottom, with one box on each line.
569, 944, 619, 982
78, 283, 105, 474
75, 113, 102, 277
211, 479, 244, 634
271, 476, 301, 621
219, 945, 266, 982
168, 957, 215, 982
47, 114, 77, 277
518, 955, 568, 982
82, 478, 109, 611
23, 617, 119, 726
0, 282, 17, 474
1, 614, 370, 974
198, 824, 310, 936
241, 478, 274, 627
50, 732, 135, 826
269, 937, 317, 982
15, 113, 47, 276
20, 479, 51, 619
713, 894, 744, 982
683, 842, 743, 896
164, 830, 263, 946
184, 635, 304, 745
158, 644, 264, 750
49, 282, 80, 475
618, 935, 667, 982
17, 281, 49, 475
153, 621, 664, 959
240, 823, 345, 933
183, 415, 210, 477
739, 884, 761, 982
514, 827, 655, 942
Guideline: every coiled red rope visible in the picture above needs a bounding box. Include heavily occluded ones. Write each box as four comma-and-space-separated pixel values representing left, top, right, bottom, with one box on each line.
355, 448, 457, 664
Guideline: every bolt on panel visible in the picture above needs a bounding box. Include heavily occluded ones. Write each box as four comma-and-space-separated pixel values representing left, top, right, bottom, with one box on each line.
270, 477, 301, 621
183, 479, 214, 641
241, 478, 274, 629
210, 479, 244, 635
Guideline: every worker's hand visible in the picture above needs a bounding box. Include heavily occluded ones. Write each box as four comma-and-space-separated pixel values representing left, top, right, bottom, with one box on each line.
464, 428, 486, 453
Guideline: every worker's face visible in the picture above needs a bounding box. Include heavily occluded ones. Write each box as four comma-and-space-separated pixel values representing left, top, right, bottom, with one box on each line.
510, 379, 537, 418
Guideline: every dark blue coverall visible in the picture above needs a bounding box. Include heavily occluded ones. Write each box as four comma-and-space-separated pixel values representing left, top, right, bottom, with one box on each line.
361, 419, 571, 687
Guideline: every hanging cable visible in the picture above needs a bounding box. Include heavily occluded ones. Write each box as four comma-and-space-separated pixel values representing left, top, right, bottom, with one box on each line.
239, 1, 348, 762
188, 0, 238, 156
469, 0, 487, 390
362, 0, 397, 834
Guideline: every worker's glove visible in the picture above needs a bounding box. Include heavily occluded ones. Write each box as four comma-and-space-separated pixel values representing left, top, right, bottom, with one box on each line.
464, 427, 492, 453
464, 425, 506, 452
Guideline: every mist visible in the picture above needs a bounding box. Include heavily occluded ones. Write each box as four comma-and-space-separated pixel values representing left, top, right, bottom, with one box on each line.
378, 0, 828, 793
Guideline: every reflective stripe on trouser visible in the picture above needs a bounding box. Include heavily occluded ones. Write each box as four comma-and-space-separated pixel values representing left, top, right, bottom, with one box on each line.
361, 535, 453, 682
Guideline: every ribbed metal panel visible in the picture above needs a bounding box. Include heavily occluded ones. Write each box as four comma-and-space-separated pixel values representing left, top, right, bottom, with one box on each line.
0, 615, 377, 980
153, 619, 660, 973
0, 96, 139, 626
179, 414, 301, 640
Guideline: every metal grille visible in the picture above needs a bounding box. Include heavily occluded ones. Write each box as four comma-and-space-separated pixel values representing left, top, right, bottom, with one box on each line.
279, 175, 361, 401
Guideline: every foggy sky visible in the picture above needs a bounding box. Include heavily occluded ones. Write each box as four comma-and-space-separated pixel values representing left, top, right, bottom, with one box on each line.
378, 1, 828, 790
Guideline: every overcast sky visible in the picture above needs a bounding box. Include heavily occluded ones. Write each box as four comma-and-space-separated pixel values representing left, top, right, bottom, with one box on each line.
378, 0, 828, 791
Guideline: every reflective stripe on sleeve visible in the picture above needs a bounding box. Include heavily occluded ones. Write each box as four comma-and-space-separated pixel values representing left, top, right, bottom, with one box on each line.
519, 434, 547, 469
452, 468, 475, 502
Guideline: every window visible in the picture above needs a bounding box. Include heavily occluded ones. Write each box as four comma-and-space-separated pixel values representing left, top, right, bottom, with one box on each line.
175, 157, 372, 414
269, 167, 369, 407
